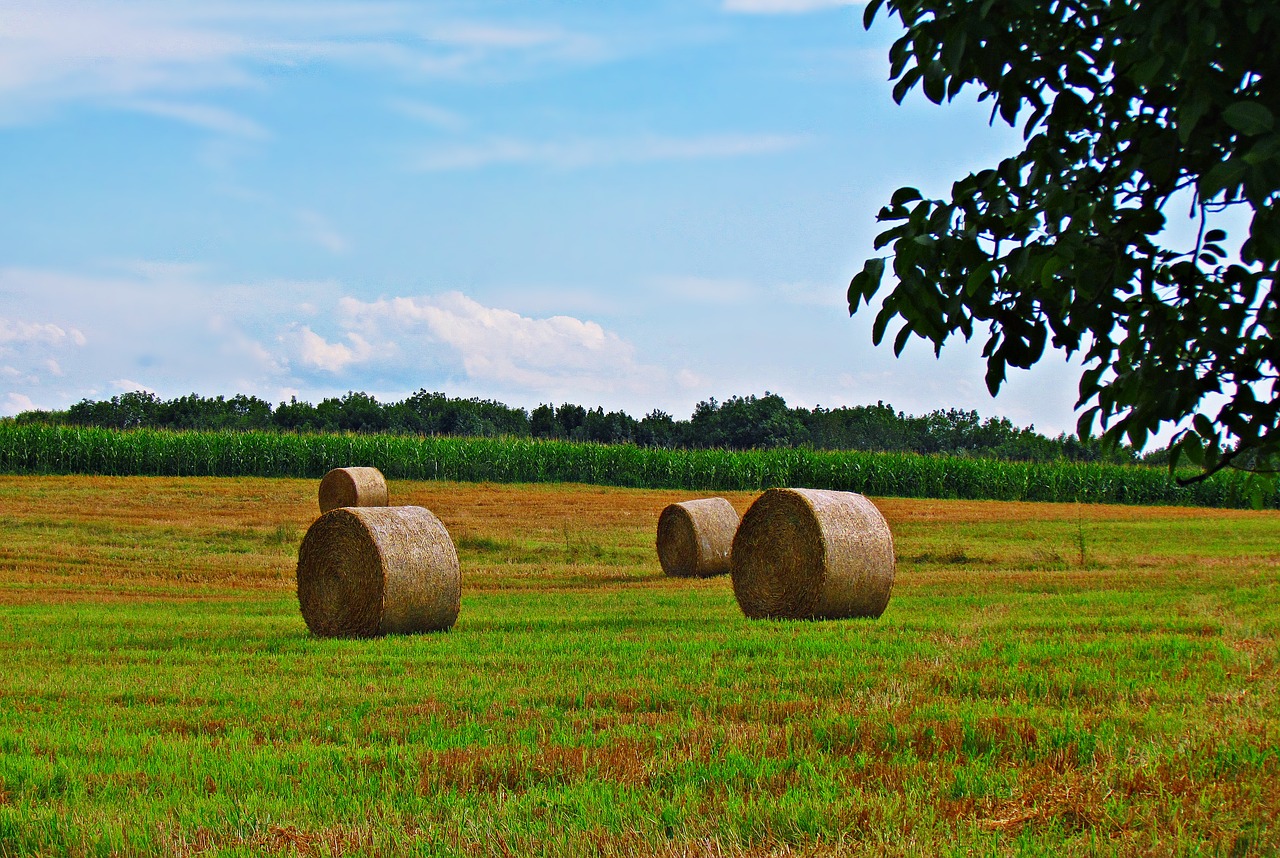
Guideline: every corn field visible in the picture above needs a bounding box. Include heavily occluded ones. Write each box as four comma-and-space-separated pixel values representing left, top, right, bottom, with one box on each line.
0, 423, 1272, 507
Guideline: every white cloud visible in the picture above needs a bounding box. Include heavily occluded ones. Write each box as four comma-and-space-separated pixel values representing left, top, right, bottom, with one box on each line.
338, 291, 657, 394
675, 368, 706, 390
0, 264, 343, 403
0, 317, 85, 348
294, 327, 375, 372
412, 132, 809, 171
723, 0, 862, 12
111, 378, 157, 394
1, 392, 37, 415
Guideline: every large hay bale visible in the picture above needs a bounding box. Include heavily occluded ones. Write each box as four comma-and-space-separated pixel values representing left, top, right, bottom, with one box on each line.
731, 487, 894, 620
656, 497, 740, 578
318, 466, 388, 514
296, 505, 460, 637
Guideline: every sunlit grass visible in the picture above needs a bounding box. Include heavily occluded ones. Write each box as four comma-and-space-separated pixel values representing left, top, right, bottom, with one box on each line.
0, 476, 1277, 855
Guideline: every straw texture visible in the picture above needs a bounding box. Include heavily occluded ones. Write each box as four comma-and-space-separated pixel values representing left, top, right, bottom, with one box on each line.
296, 505, 460, 637
731, 487, 894, 620
656, 497, 740, 578
318, 466, 388, 514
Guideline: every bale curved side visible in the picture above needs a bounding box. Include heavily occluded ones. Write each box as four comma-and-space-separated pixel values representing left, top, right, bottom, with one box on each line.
318, 466, 388, 514
731, 487, 894, 620
296, 505, 460, 637
656, 497, 740, 578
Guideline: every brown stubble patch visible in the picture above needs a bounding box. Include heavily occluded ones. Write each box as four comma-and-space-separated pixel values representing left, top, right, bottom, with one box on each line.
2, 474, 1277, 612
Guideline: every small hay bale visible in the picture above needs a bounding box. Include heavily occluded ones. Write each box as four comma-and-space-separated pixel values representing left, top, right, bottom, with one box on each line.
656, 497, 740, 578
731, 487, 894, 620
296, 505, 460, 637
318, 466, 388, 514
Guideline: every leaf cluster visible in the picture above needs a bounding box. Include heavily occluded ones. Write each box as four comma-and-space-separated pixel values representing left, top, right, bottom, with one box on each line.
851, 0, 1280, 499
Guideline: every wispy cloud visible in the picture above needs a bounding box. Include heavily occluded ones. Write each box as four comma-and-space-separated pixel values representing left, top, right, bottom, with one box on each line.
2, 392, 37, 414
648, 275, 845, 307
0, 2, 611, 126
387, 98, 468, 132
111, 378, 158, 395
723, 0, 863, 13
295, 210, 350, 255
412, 132, 809, 171
119, 98, 270, 138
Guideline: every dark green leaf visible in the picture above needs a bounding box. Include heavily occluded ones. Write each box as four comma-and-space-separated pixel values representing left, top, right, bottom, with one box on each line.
892, 323, 913, 356
1040, 255, 1065, 288
1223, 102, 1275, 136
1181, 434, 1205, 467
922, 63, 946, 105
862, 0, 883, 30
848, 0, 1280, 488
1199, 159, 1247, 200
891, 187, 923, 207
848, 258, 885, 311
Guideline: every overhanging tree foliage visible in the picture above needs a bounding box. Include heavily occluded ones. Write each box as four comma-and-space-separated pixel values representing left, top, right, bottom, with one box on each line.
849, 0, 1280, 494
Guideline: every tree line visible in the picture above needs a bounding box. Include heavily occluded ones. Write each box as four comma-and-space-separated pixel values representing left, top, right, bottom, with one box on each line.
9, 389, 1140, 463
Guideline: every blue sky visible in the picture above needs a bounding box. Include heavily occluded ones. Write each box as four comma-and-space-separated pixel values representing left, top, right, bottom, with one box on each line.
1, 0, 1091, 433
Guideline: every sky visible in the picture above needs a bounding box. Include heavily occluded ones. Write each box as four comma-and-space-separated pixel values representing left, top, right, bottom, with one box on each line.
0, 0, 1094, 434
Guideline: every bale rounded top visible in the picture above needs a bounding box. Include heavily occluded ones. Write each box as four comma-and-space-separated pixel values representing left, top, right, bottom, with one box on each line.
656, 497, 740, 578
318, 466, 388, 514
296, 505, 460, 637
731, 487, 894, 620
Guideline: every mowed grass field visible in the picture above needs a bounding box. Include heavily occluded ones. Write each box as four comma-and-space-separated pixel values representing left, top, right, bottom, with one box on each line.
0, 475, 1277, 857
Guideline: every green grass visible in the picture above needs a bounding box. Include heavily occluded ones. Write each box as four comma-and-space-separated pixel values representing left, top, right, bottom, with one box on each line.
2, 585, 1277, 856
0, 423, 1274, 508
0, 476, 1277, 855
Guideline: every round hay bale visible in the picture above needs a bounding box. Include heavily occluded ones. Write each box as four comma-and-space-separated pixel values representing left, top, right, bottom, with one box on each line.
296, 505, 460, 637
656, 497, 740, 578
731, 487, 894, 620
318, 466, 388, 514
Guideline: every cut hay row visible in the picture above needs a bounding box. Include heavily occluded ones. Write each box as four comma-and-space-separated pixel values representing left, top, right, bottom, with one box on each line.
0, 423, 1274, 509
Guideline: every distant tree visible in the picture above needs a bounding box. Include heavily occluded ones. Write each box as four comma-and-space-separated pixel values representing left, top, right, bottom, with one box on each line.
687, 393, 808, 449
12, 408, 66, 426
637, 409, 679, 448
582, 407, 637, 444
529, 404, 557, 439
67, 391, 161, 429
272, 397, 322, 432
555, 403, 587, 440
803, 401, 914, 452
850, 0, 1280, 494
